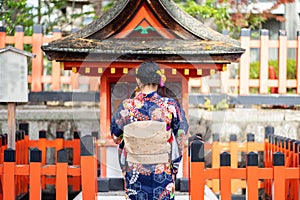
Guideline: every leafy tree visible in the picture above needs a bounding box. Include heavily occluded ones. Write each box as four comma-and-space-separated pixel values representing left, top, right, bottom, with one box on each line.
0, 0, 97, 36
177, 0, 286, 38
0, 0, 34, 35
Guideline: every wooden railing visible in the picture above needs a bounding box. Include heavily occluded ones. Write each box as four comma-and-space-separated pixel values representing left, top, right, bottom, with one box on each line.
1, 25, 300, 95
0, 122, 298, 199
188, 29, 300, 95
189, 129, 300, 200
0, 124, 98, 200
0, 25, 99, 92
207, 133, 265, 193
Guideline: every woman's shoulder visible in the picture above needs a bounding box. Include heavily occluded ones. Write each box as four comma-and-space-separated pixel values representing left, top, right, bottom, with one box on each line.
162, 97, 179, 105
121, 98, 135, 110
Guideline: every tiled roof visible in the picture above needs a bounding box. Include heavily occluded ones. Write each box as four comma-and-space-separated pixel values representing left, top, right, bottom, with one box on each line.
42, 0, 244, 63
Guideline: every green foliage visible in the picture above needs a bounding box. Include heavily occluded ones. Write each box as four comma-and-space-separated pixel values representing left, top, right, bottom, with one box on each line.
202, 98, 229, 111
250, 60, 297, 79
103, 1, 114, 13
176, 0, 268, 38
0, 0, 34, 35
178, 0, 231, 30
203, 97, 214, 111
0, 0, 96, 35
38, 0, 94, 34
216, 99, 229, 110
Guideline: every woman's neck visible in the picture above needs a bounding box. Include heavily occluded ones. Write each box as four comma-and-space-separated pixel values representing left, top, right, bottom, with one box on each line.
140, 85, 158, 94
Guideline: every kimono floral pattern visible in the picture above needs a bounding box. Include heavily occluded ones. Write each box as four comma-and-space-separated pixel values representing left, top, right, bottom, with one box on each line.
111, 91, 189, 200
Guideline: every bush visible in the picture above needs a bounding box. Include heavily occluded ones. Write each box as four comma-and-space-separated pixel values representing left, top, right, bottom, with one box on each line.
250, 60, 297, 79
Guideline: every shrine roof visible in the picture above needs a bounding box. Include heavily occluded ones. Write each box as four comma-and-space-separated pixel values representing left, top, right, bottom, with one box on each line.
42, 0, 244, 64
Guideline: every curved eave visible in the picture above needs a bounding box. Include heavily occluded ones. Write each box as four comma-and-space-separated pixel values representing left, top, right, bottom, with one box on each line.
42, 50, 244, 64
42, 38, 244, 53
42, 46, 244, 55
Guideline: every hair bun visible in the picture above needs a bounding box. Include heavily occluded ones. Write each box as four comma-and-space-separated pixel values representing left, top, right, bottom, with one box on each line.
136, 62, 161, 85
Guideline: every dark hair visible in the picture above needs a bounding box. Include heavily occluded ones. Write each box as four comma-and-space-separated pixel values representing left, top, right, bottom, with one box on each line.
136, 62, 161, 85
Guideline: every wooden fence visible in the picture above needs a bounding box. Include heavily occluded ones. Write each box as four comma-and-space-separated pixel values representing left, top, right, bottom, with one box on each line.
192, 29, 300, 95
189, 130, 300, 200
1, 25, 300, 95
0, 124, 98, 200
0, 123, 298, 199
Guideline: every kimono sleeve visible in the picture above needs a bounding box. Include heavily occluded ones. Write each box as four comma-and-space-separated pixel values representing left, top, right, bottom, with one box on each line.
169, 99, 189, 174
110, 102, 127, 144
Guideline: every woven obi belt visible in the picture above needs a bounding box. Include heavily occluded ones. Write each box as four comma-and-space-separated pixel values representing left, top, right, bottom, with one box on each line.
124, 121, 171, 164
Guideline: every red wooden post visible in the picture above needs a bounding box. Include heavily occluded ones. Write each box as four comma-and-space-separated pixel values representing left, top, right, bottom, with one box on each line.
100, 74, 109, 177
73, 131, 81, 165
239, 29, 251, 95
0, 135, 3, 164
73, 131, 81, 191
36, 130, 47, 190
278, 30, 287, 94
15, 131, 20, 195
19, 123, 29, 193
52, 27, 62, 91
0, 26, 5, 48
190, 140, 205, 200
15, 131, 20, 164
273, 152, 285, 200
188, 134, 202, 195
246, 133, 255, 152
15, 25, 24, 50
246, 152, 259, 200
38, 130, 47, 164
220, 152, 231, 200
211, 134, 220, 193
182, 77, 189, 178
294, 142, 300, 199
56, 149, 68, 200
19, 131, 26, 193
56, 131, 64, 163
259, 29, 269, 94
264, 126, 274, 197
3, 149, 16, 200
229, 134, 238, 168
229, 134, 239, 193
80, 135, 97, 200
19, 122, 29, 164
31, 25, 43, 92
29, 148, 42, 200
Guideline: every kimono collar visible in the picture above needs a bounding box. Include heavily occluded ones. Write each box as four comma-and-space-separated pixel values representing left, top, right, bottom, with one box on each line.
135, 91, 159, 101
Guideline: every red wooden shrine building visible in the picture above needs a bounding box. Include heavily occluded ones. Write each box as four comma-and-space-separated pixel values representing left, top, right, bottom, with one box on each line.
42, 0, 244, 178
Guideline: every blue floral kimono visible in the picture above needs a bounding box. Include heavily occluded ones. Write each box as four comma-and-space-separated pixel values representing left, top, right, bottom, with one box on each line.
111, 91, 189, 200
